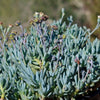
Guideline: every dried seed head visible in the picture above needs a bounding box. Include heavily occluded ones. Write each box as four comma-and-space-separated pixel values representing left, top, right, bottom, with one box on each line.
0, 22, 3, 25
34, 12, 40, 18
9, 24, 13, 28
15, 20, 21, 26
10, 31, 17, 37
37, 19, 42, 23
39, 12, 44, 17
29, 19, 34, 25
33, 12, 48, 24
34, 12, 44, 19
88, 70, 91, 74
41, 15, 49, 21
75, 57, 80, 65
52, 25, 58, 30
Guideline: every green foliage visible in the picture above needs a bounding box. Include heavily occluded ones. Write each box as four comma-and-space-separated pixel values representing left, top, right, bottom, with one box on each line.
0, 9, 100, 100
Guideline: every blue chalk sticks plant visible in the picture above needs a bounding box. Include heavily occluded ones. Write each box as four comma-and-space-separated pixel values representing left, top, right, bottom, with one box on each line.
0, 8, 100, 100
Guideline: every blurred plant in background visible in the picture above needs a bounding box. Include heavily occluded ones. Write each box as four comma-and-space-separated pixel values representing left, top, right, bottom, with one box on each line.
0, 0, 100, 39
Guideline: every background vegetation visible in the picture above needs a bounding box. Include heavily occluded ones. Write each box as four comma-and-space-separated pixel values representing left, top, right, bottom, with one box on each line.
0, 0, 100, 38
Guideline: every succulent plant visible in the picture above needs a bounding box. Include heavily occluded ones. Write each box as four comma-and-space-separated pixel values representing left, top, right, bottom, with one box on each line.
0, 9, 100, 100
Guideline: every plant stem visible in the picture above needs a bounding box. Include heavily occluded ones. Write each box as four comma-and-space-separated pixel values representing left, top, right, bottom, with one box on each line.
83, 60, 93, 82
78, 64, 80, 81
